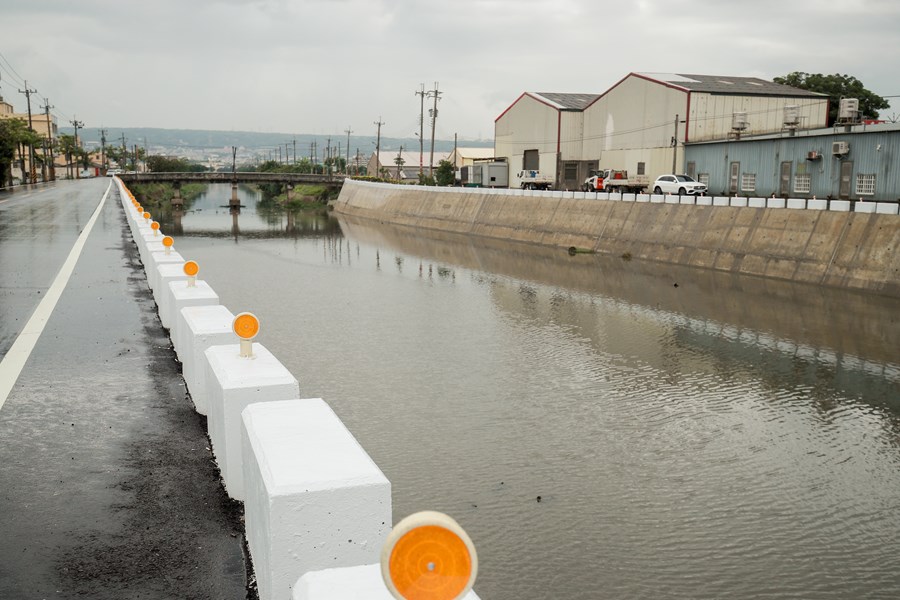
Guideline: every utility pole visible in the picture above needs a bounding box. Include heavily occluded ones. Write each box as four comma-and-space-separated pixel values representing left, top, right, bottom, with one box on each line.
373, 117, 384, 178
292, 138, 297, 164
344, 126, 352, 175
42, 100, 55, 181
71, 117, 84, 179
326, 137, 332, 177
427, 82, 442, 178
98, 128, 107, 175
18, 81, 37, 183
396, 145, 404, 180
416, 84, 426, 176
671, 114, 680, 174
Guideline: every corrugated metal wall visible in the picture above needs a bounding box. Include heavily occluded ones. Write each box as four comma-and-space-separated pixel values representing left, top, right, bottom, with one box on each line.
685, 126, 900, 201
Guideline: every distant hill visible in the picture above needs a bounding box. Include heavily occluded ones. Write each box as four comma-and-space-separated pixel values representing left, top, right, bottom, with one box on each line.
58, 126, 492, 154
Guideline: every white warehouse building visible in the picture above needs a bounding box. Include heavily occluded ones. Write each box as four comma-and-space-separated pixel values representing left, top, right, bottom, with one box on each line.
494, 73, 829, 190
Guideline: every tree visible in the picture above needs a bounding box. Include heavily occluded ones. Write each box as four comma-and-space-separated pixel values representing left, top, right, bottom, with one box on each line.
435, 160, 455, 186
773, 72, 889, 126
0, 118, 32, 186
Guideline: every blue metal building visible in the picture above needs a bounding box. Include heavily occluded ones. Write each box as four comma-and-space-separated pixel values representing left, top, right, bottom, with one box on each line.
684, 122, 900, 202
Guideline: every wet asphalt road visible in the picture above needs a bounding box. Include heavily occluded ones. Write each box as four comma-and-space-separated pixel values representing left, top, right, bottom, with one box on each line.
0, 180, 249, 599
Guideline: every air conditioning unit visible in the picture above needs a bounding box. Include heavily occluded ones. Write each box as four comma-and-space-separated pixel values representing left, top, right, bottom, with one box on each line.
732, 111, 749, 131
832, 141, 850, 155
838, 98, 860, 121
784, 105, 800, 127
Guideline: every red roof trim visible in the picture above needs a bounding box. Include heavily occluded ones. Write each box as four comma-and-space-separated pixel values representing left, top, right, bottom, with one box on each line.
584, 72, 690, 110
495, 92, 560, 123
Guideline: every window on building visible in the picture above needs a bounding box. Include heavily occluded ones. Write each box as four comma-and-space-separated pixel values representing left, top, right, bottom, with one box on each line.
637, 162, 646, 175
698, 173, 710, 187
855, 173, 876, 196
740, 173, 756, 192
564, 162, 578, 181
793, 174, 811, 194
686, 161, 696, 179
523, 149, 539, 171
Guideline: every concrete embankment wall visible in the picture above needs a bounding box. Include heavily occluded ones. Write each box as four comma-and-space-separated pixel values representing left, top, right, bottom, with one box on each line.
334, 180, 900, 298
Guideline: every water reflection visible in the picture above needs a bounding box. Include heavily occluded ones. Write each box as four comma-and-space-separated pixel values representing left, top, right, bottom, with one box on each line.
154, 183, 341, 240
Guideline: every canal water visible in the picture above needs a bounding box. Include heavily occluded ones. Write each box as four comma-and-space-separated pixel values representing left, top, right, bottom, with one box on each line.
163, 184, 900, 599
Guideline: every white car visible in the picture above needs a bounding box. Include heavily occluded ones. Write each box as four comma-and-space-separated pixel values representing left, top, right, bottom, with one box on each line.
652, 174, 707, 195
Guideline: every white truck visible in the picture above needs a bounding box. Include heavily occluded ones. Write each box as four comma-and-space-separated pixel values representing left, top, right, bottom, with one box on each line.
516, 170, 554, 190
583, 169, 648, 194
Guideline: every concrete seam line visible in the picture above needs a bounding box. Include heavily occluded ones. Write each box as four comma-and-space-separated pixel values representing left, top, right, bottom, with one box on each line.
0, 181, 112, 412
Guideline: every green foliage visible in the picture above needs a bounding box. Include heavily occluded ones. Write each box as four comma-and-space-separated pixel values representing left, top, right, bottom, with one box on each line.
774, 72, 890, 125
0, 118, 31, 184
417, 173, 436, 186
146, 155, 207, 172
129, 182, 206, 207
435, 160, 455, 186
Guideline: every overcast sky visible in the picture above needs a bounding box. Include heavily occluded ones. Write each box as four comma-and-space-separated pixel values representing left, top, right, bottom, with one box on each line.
1, 0, 899, 141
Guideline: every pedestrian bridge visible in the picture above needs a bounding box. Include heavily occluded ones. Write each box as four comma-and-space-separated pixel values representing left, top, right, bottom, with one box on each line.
118, 171, 345, 187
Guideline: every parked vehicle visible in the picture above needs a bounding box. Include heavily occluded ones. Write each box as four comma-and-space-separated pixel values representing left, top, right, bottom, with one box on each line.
460, 162, 508, 188
583, 169, 648, 193
652, 174, 707, 195
516, 170, 554, 190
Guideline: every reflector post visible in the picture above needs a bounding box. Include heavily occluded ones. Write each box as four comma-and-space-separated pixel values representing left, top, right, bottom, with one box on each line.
183, 260, 199, 287
162, 235, 174, 255
233, 312, 260, 358
381, 511, 478, 600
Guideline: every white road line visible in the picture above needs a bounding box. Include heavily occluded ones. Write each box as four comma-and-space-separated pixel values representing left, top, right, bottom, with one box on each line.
0, 181, 112, 412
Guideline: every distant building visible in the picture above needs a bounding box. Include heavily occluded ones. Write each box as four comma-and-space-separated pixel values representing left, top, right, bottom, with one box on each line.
495, 73, 829, 190
685, 121, 900, 201
366, 150, 451, 183
446, 147, 495, 169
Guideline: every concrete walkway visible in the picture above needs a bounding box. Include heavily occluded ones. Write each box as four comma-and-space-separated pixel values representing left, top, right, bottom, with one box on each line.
0, 180, 249, 598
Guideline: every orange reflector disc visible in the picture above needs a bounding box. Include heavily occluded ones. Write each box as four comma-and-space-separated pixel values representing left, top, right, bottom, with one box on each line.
382, 511, 477, 600
233, 312, 260, 340
142, 212, 151, 220
150, 221, 160, 231
183, 260, 199, 277
161, 235, 174, 248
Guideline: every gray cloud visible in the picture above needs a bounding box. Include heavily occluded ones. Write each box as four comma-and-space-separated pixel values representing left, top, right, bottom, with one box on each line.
2, 0, 899, 139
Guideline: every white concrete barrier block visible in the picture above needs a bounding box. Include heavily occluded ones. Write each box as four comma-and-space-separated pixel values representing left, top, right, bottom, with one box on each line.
749, 197, 767, 208
829, 200, 851, 212
875, 202, 900, 215
621, 193, 636, 202
713, 196, 730, 206
650, 194, 666, 203
730, 197, 748, 207
787, 198, 807, 209
153, 263, 190, 312
679, 196, 695, 205
696, 195, 712, 206
807, 199, 828, 210
664, 195, 680, 204
292, 564, 481, 600
140, 240, 167, 265
636, 194, 650, 203
146, 252, 185, 292
163, 279, 218, 332
176, 305, 236, 414
767, 198, 786, 209
608, 193, 621, 201
855, 201, 877, 213
243, 399, 391, 600
205, 344, 300, 500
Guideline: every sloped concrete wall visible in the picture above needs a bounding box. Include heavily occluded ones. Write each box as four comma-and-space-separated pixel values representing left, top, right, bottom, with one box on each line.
334, 180, 900, 297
